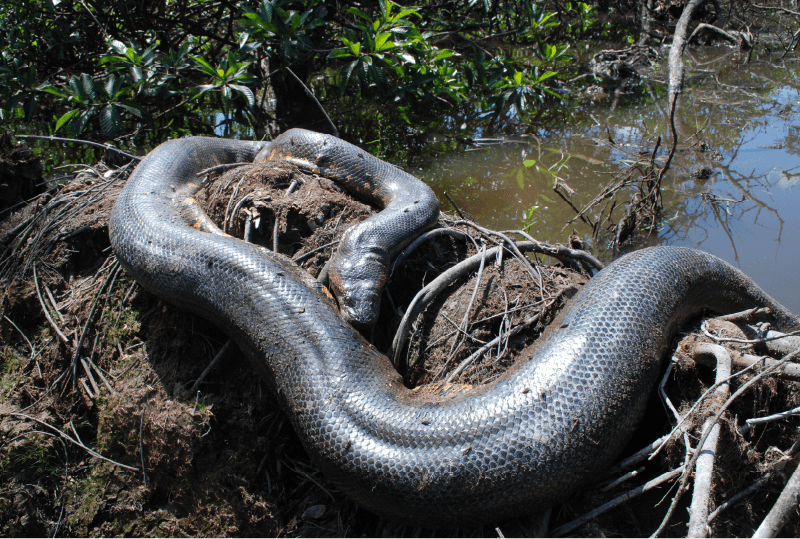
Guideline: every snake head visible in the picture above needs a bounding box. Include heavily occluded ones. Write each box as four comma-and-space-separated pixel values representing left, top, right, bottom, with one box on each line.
329, 248, 389, 332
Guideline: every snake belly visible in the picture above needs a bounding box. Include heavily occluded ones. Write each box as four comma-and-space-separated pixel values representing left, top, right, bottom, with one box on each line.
109, 133, 800, 527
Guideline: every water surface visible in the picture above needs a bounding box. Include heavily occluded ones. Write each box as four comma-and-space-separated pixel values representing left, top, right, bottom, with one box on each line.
417, 48, 800, 312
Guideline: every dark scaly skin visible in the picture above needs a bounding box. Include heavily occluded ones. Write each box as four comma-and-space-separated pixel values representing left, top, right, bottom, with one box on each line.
253, 129, 440, 330
110, 133, 800, 527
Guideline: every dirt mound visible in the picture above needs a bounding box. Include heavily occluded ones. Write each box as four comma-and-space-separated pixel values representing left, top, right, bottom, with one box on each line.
0, 155, 593, 536
3, 153, 799, 537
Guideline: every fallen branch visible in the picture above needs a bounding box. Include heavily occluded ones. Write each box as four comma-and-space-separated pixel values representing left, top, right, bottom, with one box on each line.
33, 263, 69, 344
190, 339, 233, 393
391, 227, 470, 275
653, 347, 800, 536
14, 134, 141, 162
389, 241, 542, 368
687, 343, 731, 538
753, 460, 800, 537
689, 23, 752, 49
707, 437, 800, 524
551, 466, 685, 537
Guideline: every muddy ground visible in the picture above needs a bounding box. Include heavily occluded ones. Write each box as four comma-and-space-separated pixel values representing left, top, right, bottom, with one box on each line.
2, 144, 800, 537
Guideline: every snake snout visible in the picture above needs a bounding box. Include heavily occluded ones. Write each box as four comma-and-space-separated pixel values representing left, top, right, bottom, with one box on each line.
337, 285, 382, 331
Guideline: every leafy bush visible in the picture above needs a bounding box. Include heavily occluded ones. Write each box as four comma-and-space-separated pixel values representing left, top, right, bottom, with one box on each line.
0, 0, 600, 143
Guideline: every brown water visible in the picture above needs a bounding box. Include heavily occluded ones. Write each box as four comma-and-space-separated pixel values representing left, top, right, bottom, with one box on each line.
417, 48, 800, 312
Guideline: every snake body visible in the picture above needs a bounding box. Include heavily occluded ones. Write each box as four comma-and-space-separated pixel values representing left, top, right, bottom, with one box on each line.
109, 131, 799, 527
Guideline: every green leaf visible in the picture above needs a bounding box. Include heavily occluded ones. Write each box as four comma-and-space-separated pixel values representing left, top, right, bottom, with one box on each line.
513, 72, 523, 86
55, 109, 81, 133
100, 104, 121, 138
434, 50, 456, 62
192, 56, 219, 77
392, 8, 419, 21
523, 159, 536, 168
328, 48, 353, 59
537, 71, 558, 83
116, 102, 143, 118
194, 84, 219, 96
69, 109, 92, 138
341, 60, 359, 91
109, 40, 127, 55
68, 76, 83, 100
42, 87, 68, 99
131, 66, 143, 83
229, 84, 255, 107
104, 74, 123, 99
346, 39, 361, 56
375, 33, 394, 51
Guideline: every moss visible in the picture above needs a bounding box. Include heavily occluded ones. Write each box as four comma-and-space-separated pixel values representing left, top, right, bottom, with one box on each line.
1, 431, 60, 484
0, 347, 23, 403
65, 468, 109, 535
100, 305, 141, 348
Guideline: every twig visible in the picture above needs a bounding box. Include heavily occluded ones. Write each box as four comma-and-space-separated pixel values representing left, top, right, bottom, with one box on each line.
227, 193, 253, 232
448, 219, 543, 289
746, 405, 800, 427
504, 229, 605, 271
273, 214, 280, 252
649, 347, 769, 463
8, 412, 138, 470
693, 350, 800, 383
3, 315, 35, 355
284, 66, 339, 138
196, 162, 252, 176
293, 240, 341, 264
607, 434, 670, 475
80, 378, 95, 399
44, 284, 66, 324
20, 370, 67, 413
71, 261, 121, 384
551, 467, 685, 537
389, 241, 541, 367
443, 191, 469, 220
716, 307, 771, 323
191, 340, 233, 392
753, 460, 800, 537
707, 437, 800, 523
14, 134, 141, 162
140, 407, 148, 489
442, 244, 486, 370
81, 357, 101, 396
701, 319, 800, 344
687, 343, 731, 538
33, 263, 69, 343
598, 467, 644, 492
243, 212, 254, 243
391, 228, 470, 276
444, 306, 551, 384
653, 347, 800, 537
85, 355, 117, 395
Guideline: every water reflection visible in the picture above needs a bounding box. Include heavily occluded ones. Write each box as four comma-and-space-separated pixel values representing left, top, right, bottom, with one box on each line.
419, 49, 800, 311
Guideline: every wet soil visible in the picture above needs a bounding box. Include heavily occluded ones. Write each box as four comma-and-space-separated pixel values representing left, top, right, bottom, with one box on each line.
2, 153, 800, 537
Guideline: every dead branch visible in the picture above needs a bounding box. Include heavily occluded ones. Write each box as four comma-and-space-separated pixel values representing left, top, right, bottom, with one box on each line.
687, 343, 731, 538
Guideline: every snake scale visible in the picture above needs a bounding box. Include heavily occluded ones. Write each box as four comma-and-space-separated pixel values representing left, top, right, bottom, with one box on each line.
109, 129, 799, 527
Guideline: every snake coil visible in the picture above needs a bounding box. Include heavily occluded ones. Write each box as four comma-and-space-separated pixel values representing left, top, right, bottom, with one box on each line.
110, 130, 799, 526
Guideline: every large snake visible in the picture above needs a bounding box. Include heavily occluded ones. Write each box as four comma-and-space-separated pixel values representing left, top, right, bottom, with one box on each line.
109, 130, 799, 527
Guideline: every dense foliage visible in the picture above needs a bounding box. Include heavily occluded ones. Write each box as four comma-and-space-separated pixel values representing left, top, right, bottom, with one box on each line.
0, 0, 610, 144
